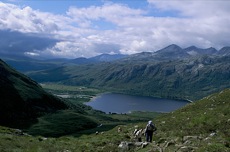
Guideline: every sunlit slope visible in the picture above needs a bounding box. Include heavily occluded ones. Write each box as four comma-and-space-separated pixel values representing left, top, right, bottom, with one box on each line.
156, 88, 230, 136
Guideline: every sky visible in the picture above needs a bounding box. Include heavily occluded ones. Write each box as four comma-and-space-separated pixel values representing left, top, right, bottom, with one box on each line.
0, 0, 230, 59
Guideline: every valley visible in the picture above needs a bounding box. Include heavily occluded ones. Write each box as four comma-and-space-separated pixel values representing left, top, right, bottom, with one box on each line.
0, 44, 229, 151
0, 87, 229, 151
1, 0, 230, 151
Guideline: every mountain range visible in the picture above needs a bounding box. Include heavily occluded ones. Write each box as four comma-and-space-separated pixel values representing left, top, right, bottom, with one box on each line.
1, 44, 230, 101
1, 44, 230, 72
17, 44, 228, 101
0, 43, 229, 151
124, 44, 230, 62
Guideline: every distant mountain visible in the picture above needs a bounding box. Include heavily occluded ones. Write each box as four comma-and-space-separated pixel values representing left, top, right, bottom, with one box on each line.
218, 46, 230, 56
2, 58, 64, 72
124, 44, 226, 62
68, 54, 127, 64
153, 44, 190, 59
70, 57, 94, 64
90, 54, 128, 62
1, 53, 127, 72
28, 55, 230, 100
184, 46, 217, 56
0, 59, 68, 128
2, 44, 230, 73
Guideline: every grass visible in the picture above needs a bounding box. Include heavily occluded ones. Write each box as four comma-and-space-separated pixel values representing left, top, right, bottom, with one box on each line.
0, 115, 160, 151
0, 83, 229, 151
41, 83, 103, 103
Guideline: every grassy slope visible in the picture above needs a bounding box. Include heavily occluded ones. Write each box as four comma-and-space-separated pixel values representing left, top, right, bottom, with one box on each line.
149, 88, 230, 151
0, 59, 69, 128
0, 89, 229, 151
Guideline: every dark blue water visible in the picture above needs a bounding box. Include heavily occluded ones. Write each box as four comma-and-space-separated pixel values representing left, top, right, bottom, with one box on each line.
85, 93, 190, 113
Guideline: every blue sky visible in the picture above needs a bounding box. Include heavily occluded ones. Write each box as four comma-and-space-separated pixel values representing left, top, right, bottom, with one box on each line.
0, 0, 230, 58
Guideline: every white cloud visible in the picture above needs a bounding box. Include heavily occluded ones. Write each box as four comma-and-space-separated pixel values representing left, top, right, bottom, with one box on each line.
147, 0, 230, 18
67, 3, 145, 25
0, 3, 59, 33
147, 0, 230, 48
24, 51, 40, 56
0, 1, 230, 58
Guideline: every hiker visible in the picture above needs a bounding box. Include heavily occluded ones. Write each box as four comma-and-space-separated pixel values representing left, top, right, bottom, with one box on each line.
135, 128, 143, 142
145, 120, 157, 142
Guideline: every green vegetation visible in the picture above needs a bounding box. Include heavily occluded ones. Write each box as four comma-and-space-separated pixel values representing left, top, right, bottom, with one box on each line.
0, 88, 229, 151
0, 59, 68, 128
28, 55, 230, 101
41, 83, 103, 103
26, 83, 162, 137
1, 58, 229, 151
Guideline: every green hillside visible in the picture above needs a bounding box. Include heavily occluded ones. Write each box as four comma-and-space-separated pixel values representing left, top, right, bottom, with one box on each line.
149, 88, 230, 151
0, 88, 229, 151
28, 55, 230, 100
0, 60, 159, 138
0, 59, 70, 128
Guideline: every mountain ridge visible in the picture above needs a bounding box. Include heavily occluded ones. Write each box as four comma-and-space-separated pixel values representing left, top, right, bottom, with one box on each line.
28, 54, 230, 101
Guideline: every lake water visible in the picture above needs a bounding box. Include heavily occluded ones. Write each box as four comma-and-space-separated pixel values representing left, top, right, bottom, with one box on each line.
85, 93, 190, 113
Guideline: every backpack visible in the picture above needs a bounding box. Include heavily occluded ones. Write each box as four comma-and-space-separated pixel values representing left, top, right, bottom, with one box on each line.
147, 124, 157, 132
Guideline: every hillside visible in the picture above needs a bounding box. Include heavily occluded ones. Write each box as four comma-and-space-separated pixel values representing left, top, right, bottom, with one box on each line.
1, 53, 127, 72
0, 88, 229, 151
0, 60, 159, 138
149, 88, 230, 151
0, 59, 68, 128
28, 55, 230, 100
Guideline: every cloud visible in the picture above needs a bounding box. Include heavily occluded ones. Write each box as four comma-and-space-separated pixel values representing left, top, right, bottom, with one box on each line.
147, 0, 230, 18
0, 1, 230, 58
67, 3, 145, 27
0, 2, 61, 33
147, 0, 230, 48
0, 30, 58, 57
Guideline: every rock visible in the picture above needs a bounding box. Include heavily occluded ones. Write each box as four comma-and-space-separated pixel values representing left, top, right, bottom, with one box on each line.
183, 140, 192, 145
118, 127, 122, 133
164, 140, 175, 148
178, 146, 198, 152
38, 137, 47, 141
134, 142, 143, 147
209, 132, 216, 137
151, 145, 163, 152
183, 136, 199, 142
14, 129, 23, 135
97, 124, 103, 127
157, 138, 166, 144
118, 141, 149, 151
118, 141, 135, 151
141, 142, 148, 148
